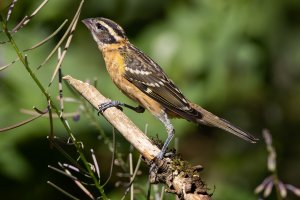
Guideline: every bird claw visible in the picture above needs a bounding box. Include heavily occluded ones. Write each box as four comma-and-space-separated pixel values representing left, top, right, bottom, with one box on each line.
97, 101, 123, 115
149, 162, 158, 174
149, 151, 168, 173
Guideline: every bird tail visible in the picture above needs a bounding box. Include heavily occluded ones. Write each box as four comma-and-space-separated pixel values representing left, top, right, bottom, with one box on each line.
189, 103, 258, 143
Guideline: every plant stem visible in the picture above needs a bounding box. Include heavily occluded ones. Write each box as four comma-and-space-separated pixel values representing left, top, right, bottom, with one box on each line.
273, 173, 283, 200
0, 14, 108, 199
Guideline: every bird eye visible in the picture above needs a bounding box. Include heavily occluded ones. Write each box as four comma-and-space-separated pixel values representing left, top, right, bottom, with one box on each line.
96, 22, 104, 30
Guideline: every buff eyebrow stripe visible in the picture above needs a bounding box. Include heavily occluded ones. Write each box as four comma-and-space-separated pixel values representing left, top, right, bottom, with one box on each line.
101, 18, 125, 38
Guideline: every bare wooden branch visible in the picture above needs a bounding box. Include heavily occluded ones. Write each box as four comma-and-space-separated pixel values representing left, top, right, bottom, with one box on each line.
63, 75, 212, 200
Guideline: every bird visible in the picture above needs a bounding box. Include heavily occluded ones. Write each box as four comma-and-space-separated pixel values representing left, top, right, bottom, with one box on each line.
82, 17, 258, 159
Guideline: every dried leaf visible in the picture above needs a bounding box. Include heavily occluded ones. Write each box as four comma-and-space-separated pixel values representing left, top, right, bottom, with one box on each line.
264, 180, 274, 197
278, 181, 287, 198
255, 176, 273, 194
286, 184, 300, 197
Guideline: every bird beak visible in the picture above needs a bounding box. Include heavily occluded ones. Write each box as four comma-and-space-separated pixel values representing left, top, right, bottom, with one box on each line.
82, 18, 93, 30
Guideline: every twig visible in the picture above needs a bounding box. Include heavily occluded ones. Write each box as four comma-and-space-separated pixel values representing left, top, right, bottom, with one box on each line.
37, 0, 84, 70
48, 0, 84, 85
12, 0, 49, 33
0, 109, 46, 132
102, 128, 116, 186
0, 57, 19, 71
23, 19, 68, 52
20, 108, 79, 118
6, 0, 18, 21
47, 181, 80, 200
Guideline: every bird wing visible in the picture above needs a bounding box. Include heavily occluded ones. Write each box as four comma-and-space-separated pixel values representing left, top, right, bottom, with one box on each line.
122, 45, 258, 143
122, 45, 202, 121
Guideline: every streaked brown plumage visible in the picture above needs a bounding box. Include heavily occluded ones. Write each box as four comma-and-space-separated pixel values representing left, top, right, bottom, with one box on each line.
82, 17, 258, 159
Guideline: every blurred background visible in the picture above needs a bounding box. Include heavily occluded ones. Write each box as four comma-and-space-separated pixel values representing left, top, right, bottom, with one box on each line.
0, 0, 300, 199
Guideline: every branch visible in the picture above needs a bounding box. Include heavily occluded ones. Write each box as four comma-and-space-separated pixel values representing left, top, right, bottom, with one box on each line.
63, 75, 212, 200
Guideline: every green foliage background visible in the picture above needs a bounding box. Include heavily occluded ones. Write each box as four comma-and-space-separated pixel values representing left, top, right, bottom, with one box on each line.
0, 0, 300, 199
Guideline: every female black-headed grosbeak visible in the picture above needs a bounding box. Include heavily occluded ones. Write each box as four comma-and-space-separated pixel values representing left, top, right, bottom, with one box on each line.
82, 17, 258, 159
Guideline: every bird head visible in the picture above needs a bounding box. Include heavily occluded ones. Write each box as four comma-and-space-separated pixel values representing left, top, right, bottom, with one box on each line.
82, 17, 127, 48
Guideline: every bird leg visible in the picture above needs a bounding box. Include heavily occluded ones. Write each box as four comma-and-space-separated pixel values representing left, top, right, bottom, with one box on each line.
157, 112, 175, 160
123, 104, 145, 113
149, 112, 175, 172
98, 100, 145, 115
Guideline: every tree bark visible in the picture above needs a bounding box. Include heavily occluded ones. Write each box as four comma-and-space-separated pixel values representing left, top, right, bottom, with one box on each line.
64, 75, 212, 200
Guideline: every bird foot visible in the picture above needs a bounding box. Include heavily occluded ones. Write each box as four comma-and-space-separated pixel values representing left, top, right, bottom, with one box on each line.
97, 100, 123, 115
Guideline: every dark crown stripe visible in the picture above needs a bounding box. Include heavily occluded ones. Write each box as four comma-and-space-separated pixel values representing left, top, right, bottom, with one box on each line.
100, 18, 126, 38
